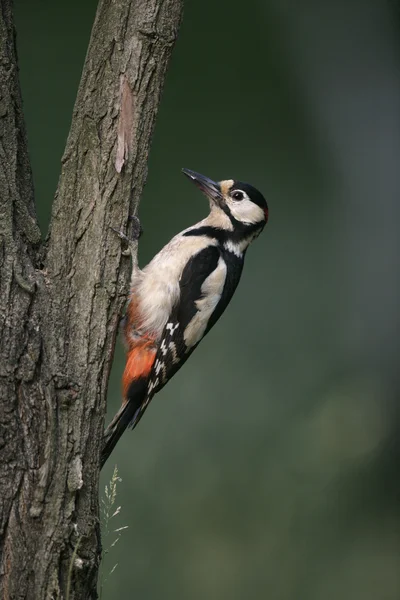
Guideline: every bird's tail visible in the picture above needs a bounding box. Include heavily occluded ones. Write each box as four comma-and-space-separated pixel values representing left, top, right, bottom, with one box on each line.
100, 376, 149, 469
101, 341, 157, 468
100, 403, 131, 469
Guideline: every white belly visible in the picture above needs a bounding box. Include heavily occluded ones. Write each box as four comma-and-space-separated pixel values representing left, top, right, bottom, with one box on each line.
135, 233, 218, 338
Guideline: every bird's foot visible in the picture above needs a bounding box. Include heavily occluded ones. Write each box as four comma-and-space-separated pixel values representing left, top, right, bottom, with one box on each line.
110, 216, 143, 256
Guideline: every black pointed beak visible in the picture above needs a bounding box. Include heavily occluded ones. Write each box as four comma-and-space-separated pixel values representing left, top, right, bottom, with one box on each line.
182, 168, 222, 202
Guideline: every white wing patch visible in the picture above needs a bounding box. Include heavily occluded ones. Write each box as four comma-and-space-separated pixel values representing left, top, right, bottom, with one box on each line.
183, 256, 227, 349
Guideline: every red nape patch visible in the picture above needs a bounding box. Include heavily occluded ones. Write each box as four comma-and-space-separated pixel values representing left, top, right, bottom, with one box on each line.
122, 341, 156, 402
264, 207, 269, 222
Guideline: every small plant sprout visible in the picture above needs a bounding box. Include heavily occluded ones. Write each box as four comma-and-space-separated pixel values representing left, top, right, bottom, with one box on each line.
99, 465, 128, 596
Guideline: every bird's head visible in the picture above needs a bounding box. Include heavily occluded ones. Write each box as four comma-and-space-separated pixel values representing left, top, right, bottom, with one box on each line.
182, 168, 268, 234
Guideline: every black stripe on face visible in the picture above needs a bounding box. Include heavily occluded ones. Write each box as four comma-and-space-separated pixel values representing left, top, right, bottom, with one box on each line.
183, 223, 264, 246
217, 200, 266, 238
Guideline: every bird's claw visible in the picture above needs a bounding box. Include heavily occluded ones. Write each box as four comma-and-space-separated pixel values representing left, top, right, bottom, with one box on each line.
110, 227, 134, 256
110, 227, 128, 243
110, 217, 142, 256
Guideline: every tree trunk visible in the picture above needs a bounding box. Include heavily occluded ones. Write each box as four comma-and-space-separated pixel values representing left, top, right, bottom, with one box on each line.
0, 0, 182, 598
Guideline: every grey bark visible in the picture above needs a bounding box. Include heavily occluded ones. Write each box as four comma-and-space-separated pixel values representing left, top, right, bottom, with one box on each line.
0, 0, 182, 598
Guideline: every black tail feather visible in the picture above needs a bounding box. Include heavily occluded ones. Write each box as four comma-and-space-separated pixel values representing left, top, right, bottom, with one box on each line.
100, 403, 133, 469
100, 377, 148, 469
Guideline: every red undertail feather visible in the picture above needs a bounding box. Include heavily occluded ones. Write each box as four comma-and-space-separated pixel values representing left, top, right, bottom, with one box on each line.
101, 338, 156, 469
122, 341, 157, 401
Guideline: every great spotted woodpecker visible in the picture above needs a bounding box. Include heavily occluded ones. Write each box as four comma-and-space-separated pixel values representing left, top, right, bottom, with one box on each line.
101, 169, 268, 468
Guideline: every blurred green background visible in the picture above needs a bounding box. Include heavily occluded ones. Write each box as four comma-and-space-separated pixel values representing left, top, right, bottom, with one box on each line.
15, 1, 400, 598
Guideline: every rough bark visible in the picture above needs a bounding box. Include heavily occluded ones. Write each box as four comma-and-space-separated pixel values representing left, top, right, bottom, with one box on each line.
0, 0, 183, 598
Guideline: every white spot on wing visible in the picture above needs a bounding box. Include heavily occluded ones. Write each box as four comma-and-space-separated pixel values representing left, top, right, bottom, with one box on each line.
148, 376, 159, 394
166, 322, 179, 334
169, 342, 179, 364
155, 360, 163, 375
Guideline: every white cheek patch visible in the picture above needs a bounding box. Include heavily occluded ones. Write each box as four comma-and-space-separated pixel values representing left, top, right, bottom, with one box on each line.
228, 198, 265, 224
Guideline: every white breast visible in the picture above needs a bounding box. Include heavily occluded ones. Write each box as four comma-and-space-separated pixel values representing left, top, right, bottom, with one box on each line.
134, 233, 218, 338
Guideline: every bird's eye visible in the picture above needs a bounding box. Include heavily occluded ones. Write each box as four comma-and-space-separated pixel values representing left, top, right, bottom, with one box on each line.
232, 190, 244, 201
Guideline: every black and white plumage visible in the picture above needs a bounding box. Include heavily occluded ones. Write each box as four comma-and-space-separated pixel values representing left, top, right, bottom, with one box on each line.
101, 169, 268, 468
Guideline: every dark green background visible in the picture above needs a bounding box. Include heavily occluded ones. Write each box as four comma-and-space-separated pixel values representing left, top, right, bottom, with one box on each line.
15, 1, 400, 598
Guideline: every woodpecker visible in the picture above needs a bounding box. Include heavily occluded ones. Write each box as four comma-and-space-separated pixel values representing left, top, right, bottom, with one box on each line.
101, 169, 268, 468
